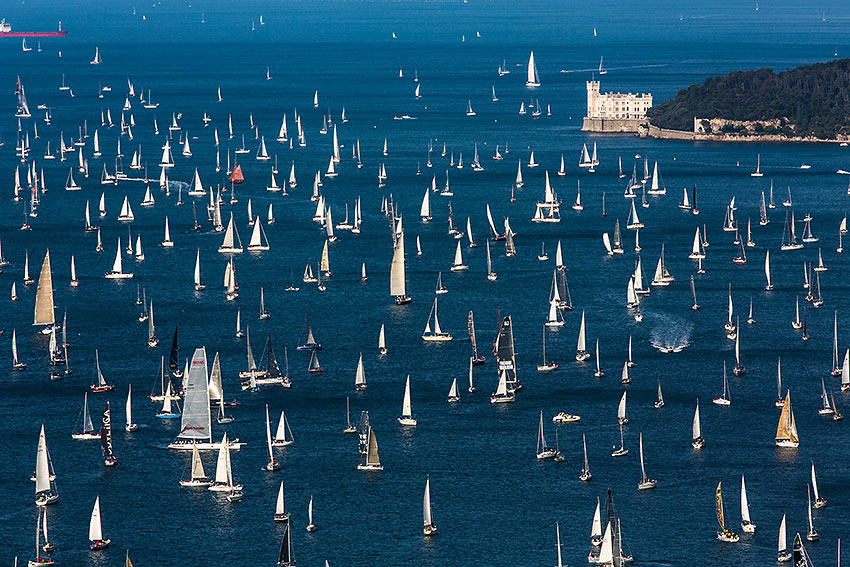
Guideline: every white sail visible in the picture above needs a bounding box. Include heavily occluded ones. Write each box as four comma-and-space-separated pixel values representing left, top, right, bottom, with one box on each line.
177, 348, 211, 442
577, 310, 587, 351
598, 522, 614, 565
526, 51, 540, 86
617, 391, 627, 421
35, 425, 50, 494
88, 496, 104, 541
741, 474, 752, 523
423, 476, 433, 526
390, 232, 407, 298
692, 400, 702, 439
401, 375, 413, 417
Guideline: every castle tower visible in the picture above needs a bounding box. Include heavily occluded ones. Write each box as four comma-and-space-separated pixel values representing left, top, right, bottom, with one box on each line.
586, 81, 600, 118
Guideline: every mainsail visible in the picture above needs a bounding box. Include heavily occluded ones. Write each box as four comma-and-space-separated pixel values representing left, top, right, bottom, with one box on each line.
177, 348, 212, 442
33, 250, 55, 326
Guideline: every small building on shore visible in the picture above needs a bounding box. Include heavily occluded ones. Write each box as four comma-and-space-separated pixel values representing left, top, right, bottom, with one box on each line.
582, 80, 652, 133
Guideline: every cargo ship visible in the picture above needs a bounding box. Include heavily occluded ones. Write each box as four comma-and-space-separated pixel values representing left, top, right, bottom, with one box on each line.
0, 19, 67, 37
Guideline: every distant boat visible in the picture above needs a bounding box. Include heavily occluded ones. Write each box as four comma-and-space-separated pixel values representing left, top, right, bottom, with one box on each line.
398, 375, 417, 426
598, 56, 607, 75
536, 410, 557, 459
740, 474, 756, 533
775, 391, 799, 447
692, 399, 705, 448
637, 433, 657, 490
751, 154, 764, 177
526, 51, 540, 87
90, 46, 102, 65
423, 475, 437, 536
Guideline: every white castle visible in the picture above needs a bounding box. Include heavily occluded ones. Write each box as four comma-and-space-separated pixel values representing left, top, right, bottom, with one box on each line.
586, 81, 652, 120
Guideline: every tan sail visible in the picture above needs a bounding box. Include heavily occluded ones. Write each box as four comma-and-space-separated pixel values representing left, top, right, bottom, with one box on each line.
775, 391, 799, 445
320, 240, 330, 272
366, 428, 381, 466
33, 250, 55, 326
715, 482, 725, 531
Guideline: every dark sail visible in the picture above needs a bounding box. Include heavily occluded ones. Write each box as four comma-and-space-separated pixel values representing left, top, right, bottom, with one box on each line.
267, 333, 282, 378
792, 533, 810, 567
168, 326, 179, 370
495, 316, 519, 390
277, 520, 293, 566
605, 488, 622, 567
100, 402, 114, 458
357, 410, 370, 455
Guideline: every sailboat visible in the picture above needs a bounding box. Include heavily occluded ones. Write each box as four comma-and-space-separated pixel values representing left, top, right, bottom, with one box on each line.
536, 410, 557, 459
421, 475, 438, 536
576, 310, 590, 361
490, 370, 515, 403
637, 433, 657, 489
34, 425, 60, 506
579, 433, 592, 481
655, 378, 664, 408
88, 496, 111, 549
778, 514, 792, 562
304, 494, 317, 532
273, 481, 290, 522
537, 325, 558, 372
179, 444, 211, 487
422, 297, 452, 341
105, 238, 132, 279
751, 153, 764, 177
72, 393, 101, 440
12, 329, 26, 370
90, 349, 115, 392
775, 391, 799, 447
526, 51, 540, 87
357, 415, 383, 471
297, 310, 321, 350
713, 363, 732, 406
811, 462, 827, 508
264, 405, 280, 471
272, 410, 294, 447
716, 482, 740, 542
819, 379, 834, 415
347, 352, 366, 391
398, 375, 417, 426
611, 422, 628, 457
209, 432, 243, 501
100, 402, 117, 466
692, 399, 705, 448
30, 507, 54, 566
170, 348, 243, 450
125, 385, 138, 431
806, 485, 819, 541
738, 474, 757, 533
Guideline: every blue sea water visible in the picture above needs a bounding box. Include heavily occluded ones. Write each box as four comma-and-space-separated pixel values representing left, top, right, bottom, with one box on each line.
2, 0, 850, 565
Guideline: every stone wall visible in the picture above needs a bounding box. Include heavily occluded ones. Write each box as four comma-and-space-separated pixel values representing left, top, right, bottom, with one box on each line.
581, 117, 644, 133
648, 122, 848, 144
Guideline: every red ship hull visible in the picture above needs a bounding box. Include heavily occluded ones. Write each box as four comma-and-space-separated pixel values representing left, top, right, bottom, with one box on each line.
0, 31, 67, 37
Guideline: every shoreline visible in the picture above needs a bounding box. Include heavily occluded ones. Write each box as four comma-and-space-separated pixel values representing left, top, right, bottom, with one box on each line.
645, 123, 849, 145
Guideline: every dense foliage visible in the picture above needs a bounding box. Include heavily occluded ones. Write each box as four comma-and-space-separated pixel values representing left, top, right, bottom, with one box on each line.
646, 59, 850, 138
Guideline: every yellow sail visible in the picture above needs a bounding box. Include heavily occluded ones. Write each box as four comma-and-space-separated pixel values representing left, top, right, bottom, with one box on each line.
33, 250, 55, 326
125, 551, 134, 567
715, 482, 725, 531
776, 391, 799, 445
320, 240, 330, 272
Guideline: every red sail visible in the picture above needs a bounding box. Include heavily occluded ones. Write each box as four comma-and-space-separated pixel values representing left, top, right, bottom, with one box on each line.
228, 165, 244, 184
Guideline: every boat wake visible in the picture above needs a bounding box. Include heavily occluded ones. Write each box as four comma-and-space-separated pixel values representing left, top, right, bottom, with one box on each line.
560, 63, 668, 74
648, 313, 693, 353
